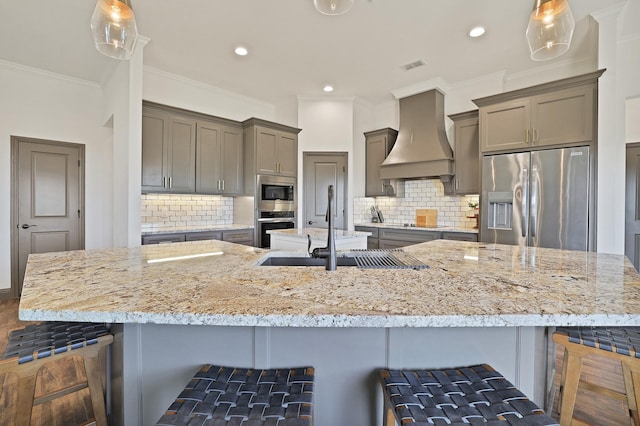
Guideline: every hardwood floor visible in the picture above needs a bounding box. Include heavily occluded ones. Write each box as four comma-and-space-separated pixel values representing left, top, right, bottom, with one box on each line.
0, 298, 635, 425
0, 298, 95, 426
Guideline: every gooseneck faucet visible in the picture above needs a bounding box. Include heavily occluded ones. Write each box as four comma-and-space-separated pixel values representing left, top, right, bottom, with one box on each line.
311, 185, 337, 271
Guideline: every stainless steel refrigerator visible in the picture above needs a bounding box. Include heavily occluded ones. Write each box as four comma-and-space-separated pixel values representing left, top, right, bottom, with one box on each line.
481, 146, 591, 250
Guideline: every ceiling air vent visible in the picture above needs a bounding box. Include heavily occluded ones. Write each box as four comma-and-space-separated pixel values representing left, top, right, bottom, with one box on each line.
401, 60, 426, 71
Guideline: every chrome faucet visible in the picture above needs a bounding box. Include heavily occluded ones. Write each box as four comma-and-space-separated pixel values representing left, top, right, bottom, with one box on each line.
311, 185, 337, 271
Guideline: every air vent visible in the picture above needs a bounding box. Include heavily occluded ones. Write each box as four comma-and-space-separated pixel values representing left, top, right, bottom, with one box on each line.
401, 60, 426, 71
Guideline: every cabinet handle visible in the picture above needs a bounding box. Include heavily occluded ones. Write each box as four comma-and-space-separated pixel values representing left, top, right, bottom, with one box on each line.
533, 128, 537, 145
525, 129, 529, 144
163, 176, 166, 188
456, 178, 459, 190
221, 180, 225, 191
169, 177, 172, 188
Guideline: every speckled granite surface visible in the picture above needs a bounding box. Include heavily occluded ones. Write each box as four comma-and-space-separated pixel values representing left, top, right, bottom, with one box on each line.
141, 224, 253, 235
355, 223, 478, 234
19, 240, 640, 327
267, 228, 371, 239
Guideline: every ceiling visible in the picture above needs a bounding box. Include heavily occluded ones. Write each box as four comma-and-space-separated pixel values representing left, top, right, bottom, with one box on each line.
0, 0, 634, 105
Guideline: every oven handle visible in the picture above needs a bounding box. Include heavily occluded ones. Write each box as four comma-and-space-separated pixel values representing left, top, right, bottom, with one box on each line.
257, 218, 296, 223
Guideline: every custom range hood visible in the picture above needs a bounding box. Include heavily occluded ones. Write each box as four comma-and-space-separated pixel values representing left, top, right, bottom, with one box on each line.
379, 89, 454, 191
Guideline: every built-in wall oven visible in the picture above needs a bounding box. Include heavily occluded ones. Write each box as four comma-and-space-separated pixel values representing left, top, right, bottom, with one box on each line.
256, 175, 296, 248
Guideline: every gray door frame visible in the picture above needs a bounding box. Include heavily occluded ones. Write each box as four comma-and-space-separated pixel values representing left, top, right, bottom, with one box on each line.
10, 136, 86, 298
302, 151, 348, 230
626, 142, 640, 271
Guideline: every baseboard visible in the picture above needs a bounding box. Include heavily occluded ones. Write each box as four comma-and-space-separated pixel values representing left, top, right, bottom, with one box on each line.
0, 288, 14, 300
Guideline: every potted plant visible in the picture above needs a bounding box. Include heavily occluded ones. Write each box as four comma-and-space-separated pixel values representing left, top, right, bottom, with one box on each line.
467, 202, 479, 228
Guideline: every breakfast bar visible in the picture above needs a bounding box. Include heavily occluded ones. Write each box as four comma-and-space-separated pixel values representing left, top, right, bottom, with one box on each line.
18, 239, 640, 425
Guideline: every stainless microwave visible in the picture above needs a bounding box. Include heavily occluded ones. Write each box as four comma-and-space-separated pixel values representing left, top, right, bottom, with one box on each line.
257, 175, 296, 212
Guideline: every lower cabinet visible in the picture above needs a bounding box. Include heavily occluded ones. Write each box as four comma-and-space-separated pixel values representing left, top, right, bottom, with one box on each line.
354, 226, 478, 248
142, 229, 254, 246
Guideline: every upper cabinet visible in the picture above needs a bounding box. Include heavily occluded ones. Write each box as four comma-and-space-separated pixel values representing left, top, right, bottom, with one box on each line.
364, 128, 398, 197
142, 107, 196, 193
448, 111, 479, 195
474, 70, 603, 153
243, 118, 301, 178
196, 120, 243, 195
142, 102, 243, 195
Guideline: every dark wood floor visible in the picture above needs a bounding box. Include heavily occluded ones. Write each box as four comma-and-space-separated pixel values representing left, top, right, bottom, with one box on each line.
0, 297, 634, 425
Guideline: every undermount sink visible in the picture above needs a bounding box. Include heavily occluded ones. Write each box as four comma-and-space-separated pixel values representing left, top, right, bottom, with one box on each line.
258, 250, 429, 269
259, 256, 357, 267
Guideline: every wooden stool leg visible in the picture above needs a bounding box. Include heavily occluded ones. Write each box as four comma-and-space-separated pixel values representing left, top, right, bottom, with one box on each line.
15, 373, 37, 426
622, 360, 640, 426
84, 355, 107, 426
559, 348, 583, 426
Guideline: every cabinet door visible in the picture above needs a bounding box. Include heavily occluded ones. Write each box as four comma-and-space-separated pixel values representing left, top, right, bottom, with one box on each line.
196, 121, 222, 194
480, 99, 531, 152
142, 108, 169, 192
141, 233, 186, 245
365, 134, 388, 197
277, 133, 298, 177
185, 231, 222, 241
531, 85, 594, 147
222, 229, 254, 246
441, 232, 478, 242
453, 115, 480, 194
220, 125, 244, 194
255, 127, 279, 175
168, 116, 197, 193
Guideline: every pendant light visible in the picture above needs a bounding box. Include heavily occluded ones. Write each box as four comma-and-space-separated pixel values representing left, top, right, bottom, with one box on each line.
313, 0, 354, 16
90, 0, 139, 60
526, 0, 575, 61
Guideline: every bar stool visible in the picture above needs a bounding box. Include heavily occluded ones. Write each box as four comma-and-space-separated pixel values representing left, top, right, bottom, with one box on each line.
553, 326, 640, 426
379, 364, 557, 425
0, 321, 112, 426
156, 364, 315, 425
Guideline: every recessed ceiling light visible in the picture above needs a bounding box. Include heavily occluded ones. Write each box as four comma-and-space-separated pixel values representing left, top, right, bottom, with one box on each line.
323, 85, 334, 92
469, 26, 486, 38
234, 46, 248, 56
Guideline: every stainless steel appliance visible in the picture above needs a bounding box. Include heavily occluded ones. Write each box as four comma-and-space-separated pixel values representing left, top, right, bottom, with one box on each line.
257, 210, 295, 248
257, 175, 296, 212
481, 146, 592, 250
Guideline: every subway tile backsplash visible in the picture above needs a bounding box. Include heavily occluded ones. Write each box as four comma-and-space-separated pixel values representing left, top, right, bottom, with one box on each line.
141, 194, 233, 233
354, 180, 479, 228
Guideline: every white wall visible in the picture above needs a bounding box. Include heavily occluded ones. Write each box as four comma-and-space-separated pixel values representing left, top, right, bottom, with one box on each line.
0, 61, 111, 290
628, 97, 640, 143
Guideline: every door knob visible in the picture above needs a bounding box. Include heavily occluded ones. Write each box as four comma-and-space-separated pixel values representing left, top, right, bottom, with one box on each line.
308, 221, 314, 225
20, 224, 37, 229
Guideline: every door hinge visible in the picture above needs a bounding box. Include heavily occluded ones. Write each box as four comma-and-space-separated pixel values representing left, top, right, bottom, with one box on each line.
78, 209, 81, 218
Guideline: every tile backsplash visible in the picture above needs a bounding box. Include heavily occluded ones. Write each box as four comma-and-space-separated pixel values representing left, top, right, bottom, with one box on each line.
354, 180, 479, 228
141, 194, 233, 232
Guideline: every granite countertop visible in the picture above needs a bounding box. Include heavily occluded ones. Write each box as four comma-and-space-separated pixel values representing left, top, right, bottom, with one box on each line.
141, 224, 254, 235
267, 228, 371, 240
19, 240, 640, 328
355, 223, 478, 234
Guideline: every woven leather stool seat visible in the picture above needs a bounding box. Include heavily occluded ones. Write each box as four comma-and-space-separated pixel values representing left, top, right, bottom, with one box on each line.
0, 321, 112, 426
553, 326, 640, 426
156, 364, 315, 426
379, 364, 557, 426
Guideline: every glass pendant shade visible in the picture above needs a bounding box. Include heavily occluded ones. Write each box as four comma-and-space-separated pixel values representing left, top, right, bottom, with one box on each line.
313, 0, 354, 15
526, 0, 575, 61
90, 0, 139, 60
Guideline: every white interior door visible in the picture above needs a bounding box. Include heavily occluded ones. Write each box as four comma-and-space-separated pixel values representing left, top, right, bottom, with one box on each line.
303, 153, 347, 230
13, 138, 84, 295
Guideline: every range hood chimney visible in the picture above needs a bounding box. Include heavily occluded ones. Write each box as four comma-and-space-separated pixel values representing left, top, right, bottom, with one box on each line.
379, 89, 454, 190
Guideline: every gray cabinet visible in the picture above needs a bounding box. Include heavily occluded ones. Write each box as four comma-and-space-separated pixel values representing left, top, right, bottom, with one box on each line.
222, 229, 254, 246
441, 231, 478, 242
185, 231, 222, 241
449, 111, 479, 195
141, 233, 186, 245
378, 228, 440, 249
142, 108, 197, 193
243, 118, 300, 178
475, 76, 598, 153
364, 128, 398, 197
196, 120, 243, 195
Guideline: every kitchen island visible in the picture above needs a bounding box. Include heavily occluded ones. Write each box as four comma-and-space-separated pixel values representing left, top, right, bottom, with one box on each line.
19, 240, 640, 426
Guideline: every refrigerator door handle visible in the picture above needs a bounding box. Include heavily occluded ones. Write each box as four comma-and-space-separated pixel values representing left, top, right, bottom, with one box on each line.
521, 167, 528, 238
530, 167, 538, 238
